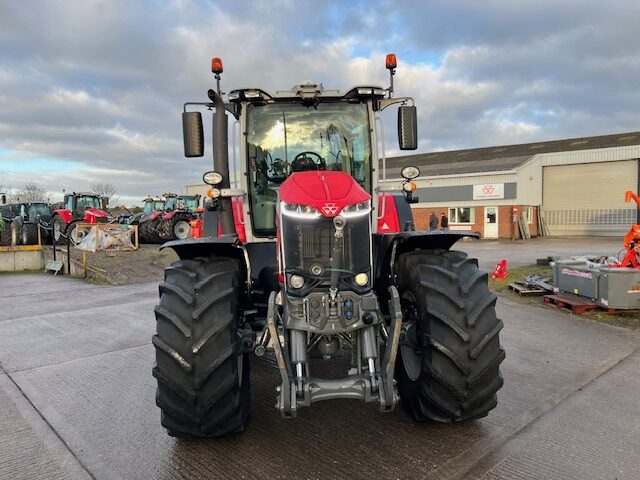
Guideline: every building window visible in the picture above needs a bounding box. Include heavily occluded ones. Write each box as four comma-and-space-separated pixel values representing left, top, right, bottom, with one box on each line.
524, 206, 534, 224
449, 207, 474, 224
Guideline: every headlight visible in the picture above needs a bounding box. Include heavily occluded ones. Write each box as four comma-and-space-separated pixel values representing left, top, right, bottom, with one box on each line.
280, 202, 321, 219
340, 200, 371, 218
203, 171, 223, 185
401, 166, 420, 180
354, 273, 369, 286
290, 274, 305, 289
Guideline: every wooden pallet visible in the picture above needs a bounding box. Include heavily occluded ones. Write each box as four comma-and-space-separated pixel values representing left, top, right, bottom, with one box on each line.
508, 282, 547, 296
543, 294, 598, 314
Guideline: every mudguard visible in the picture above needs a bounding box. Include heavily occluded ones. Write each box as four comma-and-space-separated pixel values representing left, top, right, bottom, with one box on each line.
373, 230, 479, 307
52, 209, 73, 224
161, 236, 243, 261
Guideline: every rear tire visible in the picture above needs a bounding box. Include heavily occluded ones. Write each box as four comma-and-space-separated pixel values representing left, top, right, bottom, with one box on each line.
395, 250, 505, 422
21, 223, 38, 245
140, 218, 162, 244
11, 221, 21, 246
159, 213, 192, 241
153, 256, 250, 437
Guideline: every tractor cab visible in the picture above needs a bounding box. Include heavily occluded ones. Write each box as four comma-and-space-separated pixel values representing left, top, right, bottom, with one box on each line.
177, 195, 200, 212
20, 202, 51, 223
142, 196, 165, 215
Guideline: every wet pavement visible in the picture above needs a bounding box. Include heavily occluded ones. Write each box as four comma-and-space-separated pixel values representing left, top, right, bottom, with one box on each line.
1, 261, 640, 479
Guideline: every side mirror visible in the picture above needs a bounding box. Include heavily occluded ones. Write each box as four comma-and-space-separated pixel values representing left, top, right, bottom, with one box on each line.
0, 193, 5, 205
182, 111, 204, 157
398, 105, 418, 150
101, 197, 109, 210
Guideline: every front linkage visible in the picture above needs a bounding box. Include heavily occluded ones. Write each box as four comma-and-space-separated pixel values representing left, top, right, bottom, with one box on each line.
266, 287, 402, 417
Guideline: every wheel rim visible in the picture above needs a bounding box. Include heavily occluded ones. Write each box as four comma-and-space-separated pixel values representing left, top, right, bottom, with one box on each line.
70, 227, 85, 245
22, 229, 27, 244
174, 220, 190, 239
400, 291, 422, 382
11, 226, 18, 245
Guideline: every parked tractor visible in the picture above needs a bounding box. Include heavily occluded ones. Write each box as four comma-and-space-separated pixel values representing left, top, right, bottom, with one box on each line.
153, 55, 504, 437
0, 195, 13, 246
157, 193, 201, 241
7, 201, 52, 246
52, 192, 109, 245
131, 195, 165, 244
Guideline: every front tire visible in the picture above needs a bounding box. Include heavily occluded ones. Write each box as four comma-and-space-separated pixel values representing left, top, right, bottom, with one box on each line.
53, 217, 67, 245
395, 250, 505, 422
152, 256, 250, 437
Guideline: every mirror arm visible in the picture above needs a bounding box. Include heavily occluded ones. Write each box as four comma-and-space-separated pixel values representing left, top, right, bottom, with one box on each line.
377, 96, 414, 112
183, 101, 239, 119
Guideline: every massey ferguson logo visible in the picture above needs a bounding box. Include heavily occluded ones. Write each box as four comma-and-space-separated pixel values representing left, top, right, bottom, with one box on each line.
482, 184, 495, 195
322, 203, 338, 215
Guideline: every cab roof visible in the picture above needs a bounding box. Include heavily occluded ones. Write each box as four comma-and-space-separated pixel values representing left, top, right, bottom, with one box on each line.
228, 83, 387, 103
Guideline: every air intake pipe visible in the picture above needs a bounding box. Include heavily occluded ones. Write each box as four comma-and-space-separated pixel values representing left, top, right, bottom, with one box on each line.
207, 88, 236, 236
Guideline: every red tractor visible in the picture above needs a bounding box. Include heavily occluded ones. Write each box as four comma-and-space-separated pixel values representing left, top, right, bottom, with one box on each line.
153, 55, 504, 437
52, 192, 109, 244
157, 193, 201, 241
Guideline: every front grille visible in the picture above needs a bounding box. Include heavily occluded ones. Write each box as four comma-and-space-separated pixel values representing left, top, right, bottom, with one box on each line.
282, 213, 371, 280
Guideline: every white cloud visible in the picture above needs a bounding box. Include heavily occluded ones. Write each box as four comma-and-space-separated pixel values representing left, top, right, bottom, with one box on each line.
0, 0, 638, 203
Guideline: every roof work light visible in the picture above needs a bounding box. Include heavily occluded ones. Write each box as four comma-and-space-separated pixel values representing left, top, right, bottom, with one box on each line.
211, 57, 223, 74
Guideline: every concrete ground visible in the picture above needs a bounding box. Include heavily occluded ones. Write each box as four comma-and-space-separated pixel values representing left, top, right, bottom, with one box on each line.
456, 236, 622, 270
1, 237, 639, 480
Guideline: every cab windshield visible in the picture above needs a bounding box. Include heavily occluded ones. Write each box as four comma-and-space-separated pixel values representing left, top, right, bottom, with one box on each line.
29, 204, 50, 219
77, 195, 101, 210
247, 102, 372, 236
164, 197, 176, 211
179, 196, 199, 212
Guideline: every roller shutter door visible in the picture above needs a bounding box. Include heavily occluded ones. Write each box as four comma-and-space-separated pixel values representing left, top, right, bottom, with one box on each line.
542, 160, 638, 236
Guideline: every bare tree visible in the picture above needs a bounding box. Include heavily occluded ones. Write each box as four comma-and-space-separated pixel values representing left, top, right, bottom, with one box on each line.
14, 182, 49, 202
90, 183, 119, 206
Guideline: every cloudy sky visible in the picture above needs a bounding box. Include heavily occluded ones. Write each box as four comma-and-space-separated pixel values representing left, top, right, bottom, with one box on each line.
1, 0, 638, 205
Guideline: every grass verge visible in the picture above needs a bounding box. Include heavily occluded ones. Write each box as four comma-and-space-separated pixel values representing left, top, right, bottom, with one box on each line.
489, 265, 640, 329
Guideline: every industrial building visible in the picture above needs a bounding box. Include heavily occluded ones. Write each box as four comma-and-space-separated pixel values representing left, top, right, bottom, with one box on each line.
384, 131, 640, 238
186, 131, 640, 238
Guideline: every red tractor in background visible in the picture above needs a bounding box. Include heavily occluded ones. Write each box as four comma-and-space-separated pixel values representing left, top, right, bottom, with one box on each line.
133, 195, 166, 244
52, 192, 109, 245
152, 55, 504, 438
157, 193, 201, 241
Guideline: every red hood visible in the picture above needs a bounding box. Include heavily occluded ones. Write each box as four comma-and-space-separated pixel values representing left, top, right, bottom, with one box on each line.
85, 208, 108, 217
279, 171, 370, 218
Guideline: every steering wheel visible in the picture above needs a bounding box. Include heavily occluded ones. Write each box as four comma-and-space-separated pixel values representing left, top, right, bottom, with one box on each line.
291, 151, 326, 172
257, 152, 288, 184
